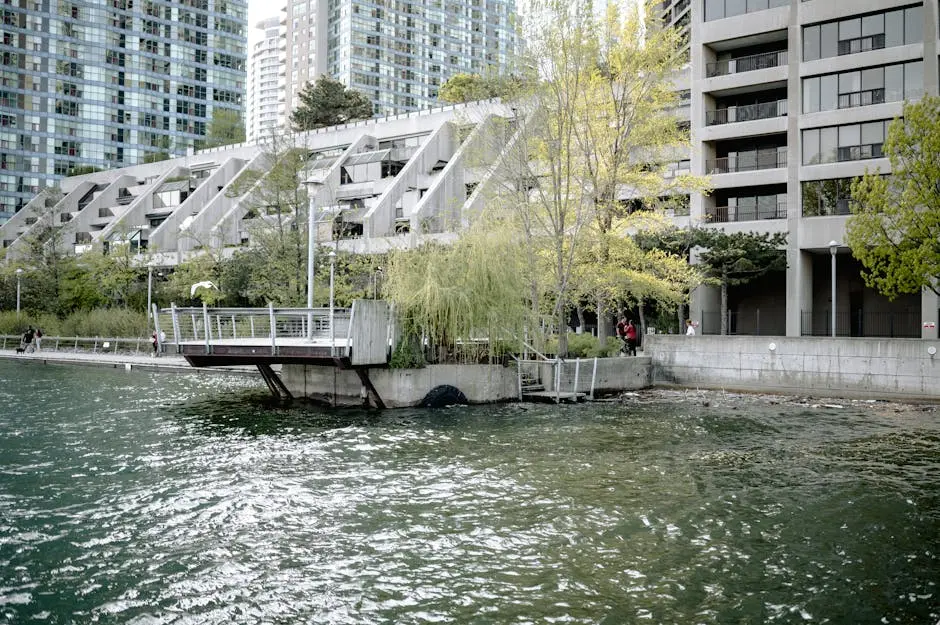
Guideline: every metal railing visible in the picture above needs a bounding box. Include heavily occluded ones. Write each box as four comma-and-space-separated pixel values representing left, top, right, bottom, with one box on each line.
837, 33, 885, 56
707, 200, 787, 223
803, 198, 852, 217
706, 50, 787, 78
516, 358, 598, 402
838, 88, 886, 109
837, 143, 884, 162
157, 305, 352, 352
706, 99, 787, 125
699, 309, 786, 336
0, 334, 155, 354
800, 310, 920, 338
706, 149, 786, 173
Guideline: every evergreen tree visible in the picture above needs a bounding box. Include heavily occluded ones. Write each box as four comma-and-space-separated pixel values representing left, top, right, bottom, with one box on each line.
290, 76, 374, 131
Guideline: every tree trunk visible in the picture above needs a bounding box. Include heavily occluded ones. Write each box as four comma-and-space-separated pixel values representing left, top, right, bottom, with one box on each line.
637, 302, 647, 351
720, 270, 728, 335
596, 295, 610, 344
557, 305, 568, 357
576, 306, 586, 333
677, 304, 685, 335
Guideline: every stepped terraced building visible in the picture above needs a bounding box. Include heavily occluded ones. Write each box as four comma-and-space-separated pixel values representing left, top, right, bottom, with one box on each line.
2, 0, 939, 341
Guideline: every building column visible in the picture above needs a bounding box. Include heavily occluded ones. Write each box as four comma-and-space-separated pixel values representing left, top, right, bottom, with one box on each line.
922, 289, 939, 340
787, 249, 813, 337
784, 0, 802, 337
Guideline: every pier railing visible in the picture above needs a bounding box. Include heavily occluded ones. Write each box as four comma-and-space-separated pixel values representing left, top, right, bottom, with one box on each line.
0, 334, 154, 355
156, 305, 353, 353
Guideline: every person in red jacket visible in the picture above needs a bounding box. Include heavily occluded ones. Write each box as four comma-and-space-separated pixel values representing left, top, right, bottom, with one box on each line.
625, 320, 637, 356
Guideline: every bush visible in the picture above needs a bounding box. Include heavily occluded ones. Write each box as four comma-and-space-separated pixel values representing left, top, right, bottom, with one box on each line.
0, 311, 62, 336
389, 336, 426, 369
59, 308, 148, 338
545, 333, 623, 358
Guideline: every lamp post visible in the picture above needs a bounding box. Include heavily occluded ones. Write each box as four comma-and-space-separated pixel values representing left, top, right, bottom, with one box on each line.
303, 178, 327, 340
147, 265, 161, 331
829, 240, 838, 338
328, 249, 336, 356
15, 268, 23, 317
372, 266, 383, 299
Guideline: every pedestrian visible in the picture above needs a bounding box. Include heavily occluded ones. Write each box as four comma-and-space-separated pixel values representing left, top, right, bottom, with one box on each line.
625, 319, 637, 356
22, 326, 35, 353
686, 319, 696, 336
34, 327, 42, 352
151, 331, 159, 357
615, 317, 629, 355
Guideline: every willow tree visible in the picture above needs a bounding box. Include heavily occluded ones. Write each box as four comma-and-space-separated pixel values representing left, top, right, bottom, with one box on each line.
477, 0, 704, 355
382, 218, 530, 360
847, 95, 940, 299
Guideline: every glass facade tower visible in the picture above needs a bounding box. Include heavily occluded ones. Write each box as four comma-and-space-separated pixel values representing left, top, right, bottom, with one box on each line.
0, 0, 248, 220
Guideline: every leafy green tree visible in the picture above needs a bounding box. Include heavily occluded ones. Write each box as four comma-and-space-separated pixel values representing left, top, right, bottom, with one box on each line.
696, 231, 788, 335
848, 95, 940, 299
438, 73, 525, 104
204, 109, 246, 148
290, 75, 373, 131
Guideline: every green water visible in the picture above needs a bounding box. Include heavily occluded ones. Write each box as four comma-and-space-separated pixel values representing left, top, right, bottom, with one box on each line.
0, 360, 938, 624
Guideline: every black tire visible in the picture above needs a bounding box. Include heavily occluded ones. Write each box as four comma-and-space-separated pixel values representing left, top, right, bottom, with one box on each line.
419, 384, 468, 408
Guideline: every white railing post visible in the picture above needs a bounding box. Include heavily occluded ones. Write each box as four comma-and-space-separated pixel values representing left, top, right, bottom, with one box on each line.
268, 302, 277, 355
574, 358, 580, 395
554, 359, 561, 403
590, 357, 598, 401
203, 302, 210, 353
517, 359, 522, 401
171, 302, 181, 347
250, 315, 255, 338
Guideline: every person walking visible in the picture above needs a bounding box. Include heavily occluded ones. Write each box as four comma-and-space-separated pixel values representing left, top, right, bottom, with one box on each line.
686, 319, 696, 336
625, 320, 637, 356
22, 326, 35, 353
616, 317, 629, 356
34, 327, 42, 352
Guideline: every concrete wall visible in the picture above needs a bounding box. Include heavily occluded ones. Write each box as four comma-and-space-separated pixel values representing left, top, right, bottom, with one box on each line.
646, 334, 940, 400
281, 363, 520, 408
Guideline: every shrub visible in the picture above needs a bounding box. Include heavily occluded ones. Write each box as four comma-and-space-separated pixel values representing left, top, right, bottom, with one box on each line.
59, 308, 148, 338
0, 311, 62, 336
389, 335, 426, 369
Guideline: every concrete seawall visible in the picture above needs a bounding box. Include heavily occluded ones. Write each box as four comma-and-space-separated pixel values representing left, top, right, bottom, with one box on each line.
645, 335, 940, 401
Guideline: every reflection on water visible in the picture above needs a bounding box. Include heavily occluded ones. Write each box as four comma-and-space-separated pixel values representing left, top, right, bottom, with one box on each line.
1, 361, 938, 624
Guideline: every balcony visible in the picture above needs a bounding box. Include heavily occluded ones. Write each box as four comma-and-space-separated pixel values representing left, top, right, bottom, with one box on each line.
707, 199, 787, 222
704, 0, 788, 22
706, 149, 786, 174
706, 50, 787, 78
706, 99, 787, 126
838, 88, 885, 110
837, 33, 885, 56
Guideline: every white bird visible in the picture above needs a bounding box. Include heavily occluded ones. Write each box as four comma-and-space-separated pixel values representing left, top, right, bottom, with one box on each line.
190, 281, 218, 298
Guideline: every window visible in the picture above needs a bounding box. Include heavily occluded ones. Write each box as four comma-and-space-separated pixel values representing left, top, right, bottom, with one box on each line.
803, 5, 922, 61
802, 120, 889, 165
802, 178, 868, 217
802, 61, 922, 113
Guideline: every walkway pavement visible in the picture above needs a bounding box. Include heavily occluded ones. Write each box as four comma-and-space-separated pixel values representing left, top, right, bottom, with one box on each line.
0, 348, 260, 377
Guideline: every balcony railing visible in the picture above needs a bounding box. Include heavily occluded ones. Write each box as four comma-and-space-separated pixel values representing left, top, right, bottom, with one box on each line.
803, 198, 852, 217
838, 88, 886, 109
837, 33, 885, 56
706, 200, 787, 223
800, 310, 920, 338
706, 150, 786, 174
837, 142, 883, 162
706, 50, 787, 78
706, 99, 787, 126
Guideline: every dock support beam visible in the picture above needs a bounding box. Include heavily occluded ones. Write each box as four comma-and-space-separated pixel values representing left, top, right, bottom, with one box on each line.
354, 367, 386, 409
257, 364, 293, 400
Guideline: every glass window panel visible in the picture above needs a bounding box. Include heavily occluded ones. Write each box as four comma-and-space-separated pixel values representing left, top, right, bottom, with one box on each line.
820, 127, 838, 163
905, 61, 923, 99
884, 10, 904, 47
803, 76, 820, 113
820, 23, 838, 59
820, 74, 838, 111
861, 67, 883, 91
802, 128, 820, 164
803, 25, 820, 61
747, 0, 768, 11
839, 18, 861, 42
884, 64, 903, 101
861, 121, 884, 145
838, 71, 860, 94
904, 6, 922, 44
862, 13, 884, 36
839, 124, 860, 147
726, 0, 746, 18
704, 0, 724, 21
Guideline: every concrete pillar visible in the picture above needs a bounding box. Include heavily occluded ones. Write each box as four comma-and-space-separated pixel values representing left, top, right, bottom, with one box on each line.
923, 0, 938, 97
922, 289, 939, 340
689, 0, 708, 224
785, 0, 802, 337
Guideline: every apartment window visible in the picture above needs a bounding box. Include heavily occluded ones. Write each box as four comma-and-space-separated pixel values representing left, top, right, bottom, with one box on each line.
802, 61, 923, 113
704, 0, 787, 22
803, 5, 923, 62
802, 120, 889, 165
802, 178, 863, 216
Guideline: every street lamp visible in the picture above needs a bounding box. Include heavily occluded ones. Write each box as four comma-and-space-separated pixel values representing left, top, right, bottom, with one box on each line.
372, 266, 383, 299
15, 268, 23, 317
146, 265, 163, 331
829, 240, 838, 338
328, 250, 336, 356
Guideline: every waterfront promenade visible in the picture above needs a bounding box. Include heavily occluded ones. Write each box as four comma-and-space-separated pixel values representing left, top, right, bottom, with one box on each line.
0, 347, 261, 377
